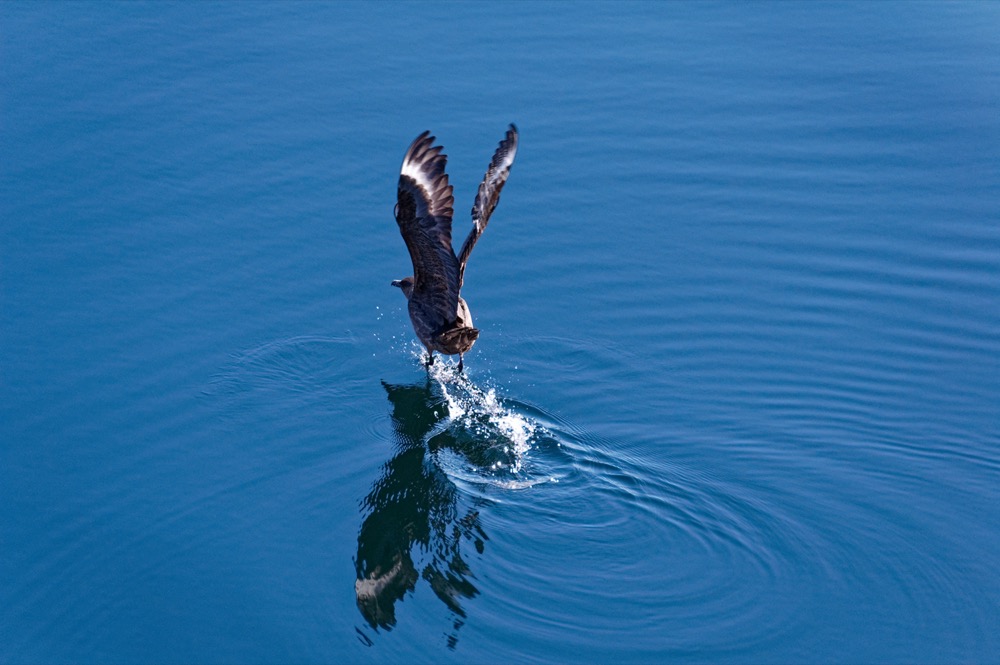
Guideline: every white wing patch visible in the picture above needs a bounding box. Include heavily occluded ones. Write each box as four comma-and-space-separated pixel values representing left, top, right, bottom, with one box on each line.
497, 143, 517, 172
400, 156, 436, 194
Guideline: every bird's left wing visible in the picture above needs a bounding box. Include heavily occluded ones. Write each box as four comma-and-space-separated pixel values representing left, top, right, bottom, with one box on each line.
396, 131, 460, 327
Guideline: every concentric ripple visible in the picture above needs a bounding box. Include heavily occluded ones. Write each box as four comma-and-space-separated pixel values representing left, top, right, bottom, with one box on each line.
371, 344, 815, 656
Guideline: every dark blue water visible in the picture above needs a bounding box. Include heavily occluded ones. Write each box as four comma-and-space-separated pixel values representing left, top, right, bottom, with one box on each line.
3, 2, 999, 662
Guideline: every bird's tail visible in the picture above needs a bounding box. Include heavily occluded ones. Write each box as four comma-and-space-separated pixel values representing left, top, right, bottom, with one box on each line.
436, 326, 479, 349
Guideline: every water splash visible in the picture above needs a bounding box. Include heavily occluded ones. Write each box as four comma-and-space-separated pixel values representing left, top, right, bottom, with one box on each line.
410, 346, 545, 483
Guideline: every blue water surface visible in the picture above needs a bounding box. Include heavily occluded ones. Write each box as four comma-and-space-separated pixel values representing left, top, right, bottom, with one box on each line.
2, 2, 999, 663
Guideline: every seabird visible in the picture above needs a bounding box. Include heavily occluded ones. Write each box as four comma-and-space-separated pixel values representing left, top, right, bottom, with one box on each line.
392, 124, 519, 372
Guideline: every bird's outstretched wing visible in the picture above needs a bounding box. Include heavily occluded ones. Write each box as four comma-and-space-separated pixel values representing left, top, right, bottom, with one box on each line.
457, 124, 519, 288
396, 131, 461, 328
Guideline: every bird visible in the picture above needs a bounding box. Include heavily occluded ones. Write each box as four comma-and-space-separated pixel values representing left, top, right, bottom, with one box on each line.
392, 124, 519, 372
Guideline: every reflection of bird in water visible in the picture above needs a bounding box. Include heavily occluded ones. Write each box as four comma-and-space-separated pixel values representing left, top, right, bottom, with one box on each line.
391, 125, 519, 372
354, 379, 488, 648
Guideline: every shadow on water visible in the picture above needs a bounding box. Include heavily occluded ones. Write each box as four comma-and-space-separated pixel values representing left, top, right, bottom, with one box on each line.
354, 376, 491, 649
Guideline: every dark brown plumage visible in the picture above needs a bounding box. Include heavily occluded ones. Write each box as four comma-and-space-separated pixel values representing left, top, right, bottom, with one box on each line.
392, 125, 519, 371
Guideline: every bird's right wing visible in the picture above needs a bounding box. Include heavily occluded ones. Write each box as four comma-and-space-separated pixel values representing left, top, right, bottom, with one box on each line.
457, 124, 519, 288
396, 131, 460, 327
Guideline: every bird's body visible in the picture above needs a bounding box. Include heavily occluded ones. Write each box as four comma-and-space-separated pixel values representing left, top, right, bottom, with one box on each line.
392, 125, 518, 371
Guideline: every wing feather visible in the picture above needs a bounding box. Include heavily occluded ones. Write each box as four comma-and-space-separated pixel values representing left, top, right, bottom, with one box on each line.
457, 124, 519, 287
395, 132, 460, 329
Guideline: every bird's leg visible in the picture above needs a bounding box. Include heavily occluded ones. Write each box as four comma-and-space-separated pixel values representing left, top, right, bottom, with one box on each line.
457, 354, 464, 373
425, 351, 434, 368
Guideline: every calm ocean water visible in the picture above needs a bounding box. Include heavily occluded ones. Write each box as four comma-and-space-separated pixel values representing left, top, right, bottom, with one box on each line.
2, 2, 999, 663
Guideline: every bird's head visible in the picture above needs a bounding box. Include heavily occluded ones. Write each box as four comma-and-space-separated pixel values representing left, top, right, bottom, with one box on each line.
391, 277, 414, 299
